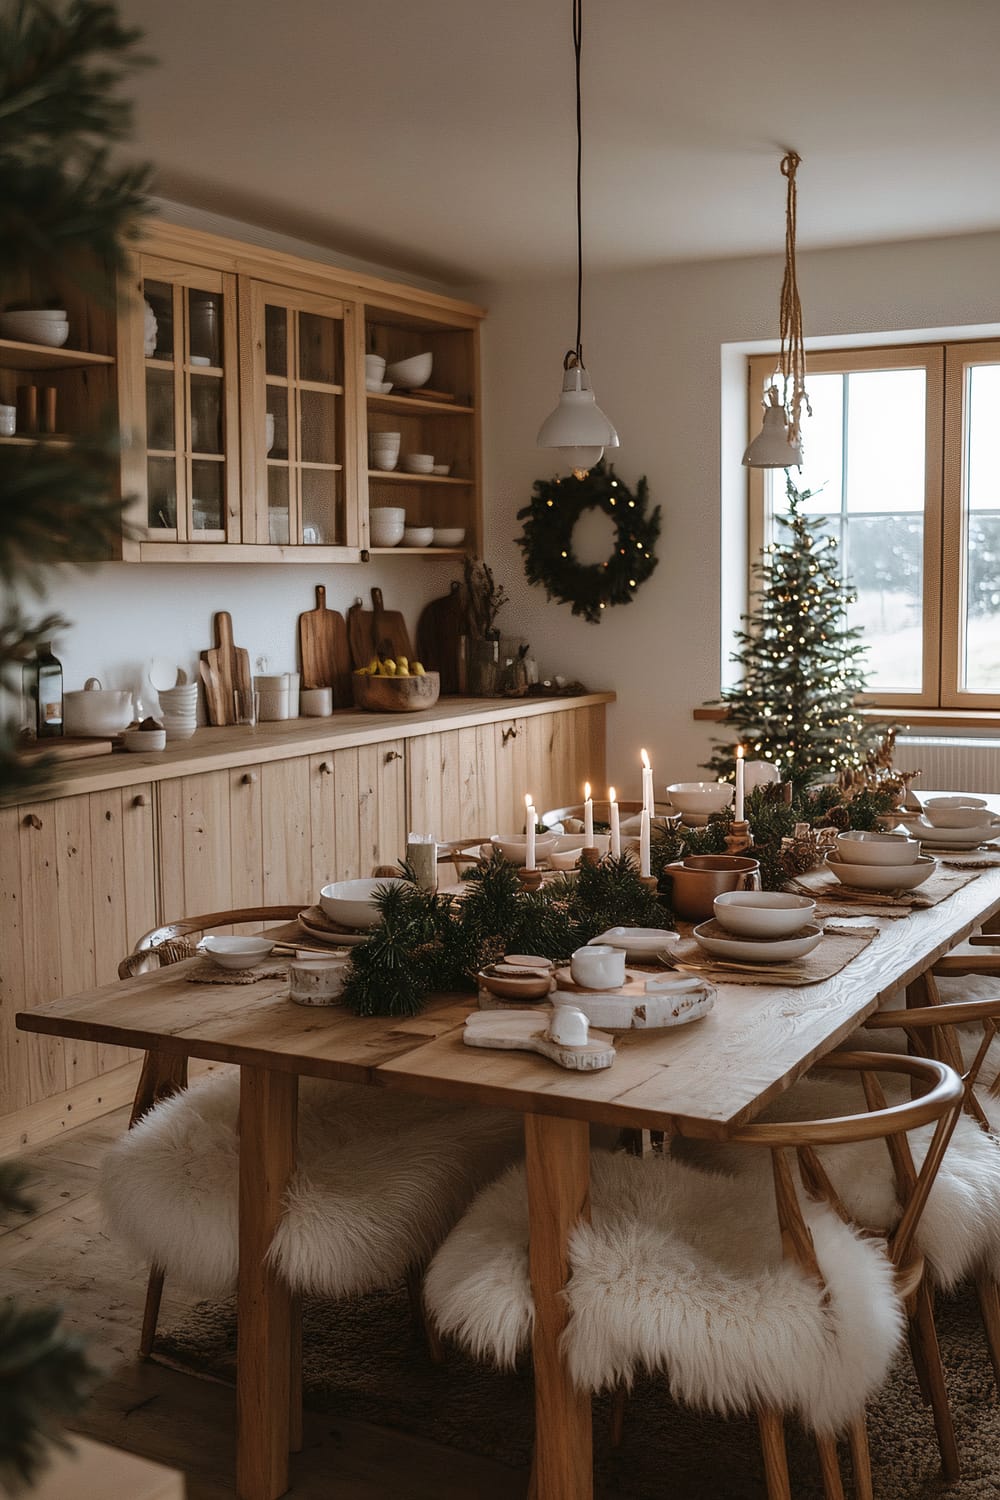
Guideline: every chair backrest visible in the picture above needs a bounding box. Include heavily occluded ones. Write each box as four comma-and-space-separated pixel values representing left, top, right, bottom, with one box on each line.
870, 981, 1000, 1126
542, 800, 644, 829
118, 905, 303, 979
726, 1051, 964, 1284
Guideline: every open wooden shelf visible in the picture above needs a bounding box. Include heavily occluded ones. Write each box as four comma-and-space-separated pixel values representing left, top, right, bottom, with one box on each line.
368, 468, 473, 485
0, 339, 114, 371
367, 392, 474, 417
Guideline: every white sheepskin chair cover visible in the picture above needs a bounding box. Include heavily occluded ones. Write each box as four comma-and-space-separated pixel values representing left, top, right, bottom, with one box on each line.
424, 1150, 903, 1437
99, 1072, 523, 1299
671, 1069, 1000, 1292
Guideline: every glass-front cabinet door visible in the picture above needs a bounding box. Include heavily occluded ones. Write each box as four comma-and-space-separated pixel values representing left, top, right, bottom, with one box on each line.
128, 256, 240, 544
242, 281, 357, 549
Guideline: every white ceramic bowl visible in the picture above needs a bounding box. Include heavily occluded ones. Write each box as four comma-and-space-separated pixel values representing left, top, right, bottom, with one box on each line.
371, 524, 404, 547
402, 453, 434, 473
910, 817, 1000, 847
364, 354, 386, 380
370, 506, 405, 525
432, 527, 466, 547
161, 717, 198, 741
835, 830, 922, 866
319, 876, 409, 929
693, 922, 823, 963
197, 935, 275, 970
488, 834, 557, 867
402, 526, 434, 548
589, 926, 679, 960
666, 781, 734, 815
385, 352, 433, 388
123, 727, 167, 753
366, 380, 393, 394
64, 686, 135, 736
713, 890, 817, 938
826, 852, 936, 892
923, 796, 989, 828
0, 314, 69, 347
431, 463, 451, 476
552, 833, 610, 855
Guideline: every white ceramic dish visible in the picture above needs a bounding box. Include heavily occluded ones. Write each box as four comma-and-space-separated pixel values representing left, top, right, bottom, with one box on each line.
433, 527, 465, 547
123, 727, 166, 753
588, 926, 679, 961
712, 891, 816, 938
551, 977, 714, 1030
431, 463, 451, 475
385, 352, 432, 388
825, 852, 936, 891
64, 682, 135, 736
319, 876, 409, 929
922, 797, 990, 828
834, 830, 921, 866
488, 833, 557, 866
148, 657, 182, 692
666, 781, 734, 815
692, 921, 823, 963
366, 380, 393, 394
0, 313, 69, 347
910, 817, 1000, 848
402, 453, 434, 473
197, 935, 275, 969
402, 526, 434, 548
553, 833, 610, 855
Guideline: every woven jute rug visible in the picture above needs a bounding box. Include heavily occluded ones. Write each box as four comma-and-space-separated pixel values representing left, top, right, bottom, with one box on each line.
155, 1281, 1000, 1497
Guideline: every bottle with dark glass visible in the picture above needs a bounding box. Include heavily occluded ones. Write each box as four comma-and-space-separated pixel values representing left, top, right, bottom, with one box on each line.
35, 641, 64, 738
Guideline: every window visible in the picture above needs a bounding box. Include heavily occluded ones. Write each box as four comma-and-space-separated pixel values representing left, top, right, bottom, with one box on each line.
747, 341, 1000, 710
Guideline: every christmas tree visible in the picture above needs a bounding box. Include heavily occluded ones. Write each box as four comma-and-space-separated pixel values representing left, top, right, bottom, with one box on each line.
0, 3, 150, 1490
704, 475, 875, 791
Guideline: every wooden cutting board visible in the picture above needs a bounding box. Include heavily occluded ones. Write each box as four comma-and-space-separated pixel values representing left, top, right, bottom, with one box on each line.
416, 580, 465, 693
298, 584, 352, 707
347, 596, 377, 670
371, 587, 414, 663
200, 611, 251, 726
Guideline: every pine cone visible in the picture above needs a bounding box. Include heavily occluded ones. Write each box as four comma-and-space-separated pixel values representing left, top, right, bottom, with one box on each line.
826, 804, 852, 830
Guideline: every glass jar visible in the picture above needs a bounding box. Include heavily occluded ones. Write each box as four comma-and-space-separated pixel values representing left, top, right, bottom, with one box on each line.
467, 638, 501, 696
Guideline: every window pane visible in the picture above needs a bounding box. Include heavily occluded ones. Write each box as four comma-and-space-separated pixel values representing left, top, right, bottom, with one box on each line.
963, 365, 1000, 691
845, 370, 925, 513
844, 515, 923, 693
794, 372, 843, 512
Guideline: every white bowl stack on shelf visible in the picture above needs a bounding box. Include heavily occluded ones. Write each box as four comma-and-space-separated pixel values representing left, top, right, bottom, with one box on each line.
156, 682, 199, 741
912, 796, 1000, 852
825, 829, 935, 892
369, 506, 405, 547
0, 308, 70, 347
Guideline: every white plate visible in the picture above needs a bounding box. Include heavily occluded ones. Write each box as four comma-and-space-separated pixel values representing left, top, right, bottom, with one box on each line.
588, 927, 679, 961
692, 921, 823, 963
910, 816, 1000, 849
366, 380, 393, 393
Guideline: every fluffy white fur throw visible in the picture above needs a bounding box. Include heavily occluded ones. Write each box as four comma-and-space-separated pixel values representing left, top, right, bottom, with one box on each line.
99, 1074, 522, 1298
424, 1150, 902, 1436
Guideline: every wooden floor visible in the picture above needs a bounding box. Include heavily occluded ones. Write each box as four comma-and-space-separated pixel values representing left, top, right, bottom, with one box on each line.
0, 1105, 526, 1499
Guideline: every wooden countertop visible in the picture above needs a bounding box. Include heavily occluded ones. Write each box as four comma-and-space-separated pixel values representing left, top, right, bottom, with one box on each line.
9, 692, 615, 802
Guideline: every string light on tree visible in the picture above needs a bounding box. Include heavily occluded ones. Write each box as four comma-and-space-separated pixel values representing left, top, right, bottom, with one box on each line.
704, 475, 876, 792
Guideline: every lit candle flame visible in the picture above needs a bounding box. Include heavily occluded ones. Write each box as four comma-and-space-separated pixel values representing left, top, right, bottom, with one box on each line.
736, 744, 745, 760
640, 748, 650, 770
525, 792, 533, 809
608, 785, 616, 803
584, 782, 591, 800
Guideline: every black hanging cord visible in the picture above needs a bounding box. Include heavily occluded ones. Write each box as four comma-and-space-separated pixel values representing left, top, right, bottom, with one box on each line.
563, 0, 584, 373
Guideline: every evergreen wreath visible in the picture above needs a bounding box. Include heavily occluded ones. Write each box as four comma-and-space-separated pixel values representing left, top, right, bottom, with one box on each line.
516, 461, 660, 624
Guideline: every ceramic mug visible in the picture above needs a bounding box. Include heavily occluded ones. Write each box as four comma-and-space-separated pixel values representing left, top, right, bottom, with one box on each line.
570, 944, 626, 990
665, 855, 761, 922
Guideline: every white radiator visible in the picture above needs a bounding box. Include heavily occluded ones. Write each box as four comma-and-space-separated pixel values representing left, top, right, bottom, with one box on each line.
895, 736, 1000, 796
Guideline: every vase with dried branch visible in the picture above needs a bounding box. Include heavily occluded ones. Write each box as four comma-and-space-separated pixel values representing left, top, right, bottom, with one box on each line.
462, 556, 510, 695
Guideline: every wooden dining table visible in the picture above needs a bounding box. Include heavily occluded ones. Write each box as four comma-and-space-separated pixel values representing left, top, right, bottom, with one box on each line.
16, 859, 1000, 1500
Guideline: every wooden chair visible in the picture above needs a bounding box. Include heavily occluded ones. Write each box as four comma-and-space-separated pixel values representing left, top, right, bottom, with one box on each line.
424, 1051, 964, 1500
105, 905, 523, 1371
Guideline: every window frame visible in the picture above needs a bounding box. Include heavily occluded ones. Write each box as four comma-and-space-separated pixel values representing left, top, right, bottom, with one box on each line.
744, 340, 1000, 712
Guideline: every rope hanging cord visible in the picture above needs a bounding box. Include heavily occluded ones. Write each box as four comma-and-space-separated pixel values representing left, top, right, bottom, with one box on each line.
563, 0, 584, 373
778, 149, 811, 443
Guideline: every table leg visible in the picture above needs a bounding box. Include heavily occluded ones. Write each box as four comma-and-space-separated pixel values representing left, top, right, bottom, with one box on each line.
524, 1113, 592, 1500
236, 1066, 298, 1500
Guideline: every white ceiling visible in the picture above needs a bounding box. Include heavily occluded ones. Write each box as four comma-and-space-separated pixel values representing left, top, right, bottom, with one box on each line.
118, 0, 1000, 286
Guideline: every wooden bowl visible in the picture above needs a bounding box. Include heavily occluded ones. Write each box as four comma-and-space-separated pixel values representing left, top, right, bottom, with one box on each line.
352, 671, 440, 712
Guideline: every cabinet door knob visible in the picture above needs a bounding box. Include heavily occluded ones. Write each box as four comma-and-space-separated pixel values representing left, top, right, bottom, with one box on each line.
24, 813, 43, 830
319, 761, 332, 775
241, 771, 258, 785
502, 725, 519, 744
384, 749, 402, 764
132, 793, 148, 808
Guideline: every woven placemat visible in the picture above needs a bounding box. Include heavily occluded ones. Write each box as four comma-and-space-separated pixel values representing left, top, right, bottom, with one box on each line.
668, 922, 876, 986
789, 861, 980, 918
186, 959, 289, 985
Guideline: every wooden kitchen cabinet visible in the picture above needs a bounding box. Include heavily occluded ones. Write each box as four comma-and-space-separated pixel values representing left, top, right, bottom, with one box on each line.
310, 744, 407, 885
0, 786, 156, 1115
113, 221, 484, 563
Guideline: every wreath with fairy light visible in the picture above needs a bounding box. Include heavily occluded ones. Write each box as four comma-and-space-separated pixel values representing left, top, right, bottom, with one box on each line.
516, 462, 660, 624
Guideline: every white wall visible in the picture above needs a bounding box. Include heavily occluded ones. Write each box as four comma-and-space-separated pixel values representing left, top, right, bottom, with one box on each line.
472, 230, 1000, 803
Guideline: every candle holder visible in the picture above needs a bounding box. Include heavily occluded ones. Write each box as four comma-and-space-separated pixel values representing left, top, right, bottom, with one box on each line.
724, 820, 753, 855
517, 867, 544, 892
637, 874, 660, 895
579, 846, 601, 868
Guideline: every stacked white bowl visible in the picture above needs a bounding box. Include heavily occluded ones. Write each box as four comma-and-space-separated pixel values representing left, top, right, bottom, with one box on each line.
0, 308, 70, 347
156, 682, 199, 740
402, 452, 434, 474
369, 506, 405, 547
370, 431, 401, 471
826, 829, 934, 892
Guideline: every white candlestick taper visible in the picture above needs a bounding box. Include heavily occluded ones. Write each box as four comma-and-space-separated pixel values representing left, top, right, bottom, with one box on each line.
639, 809, 651, 877
735, 745, 745, 823
609, 786, 621, 859
641, 747, 653, 818
524, 794, 536, 871
583, 783, 594, 847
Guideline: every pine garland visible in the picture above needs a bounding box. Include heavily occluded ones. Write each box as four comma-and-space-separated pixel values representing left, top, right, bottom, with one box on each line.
516, 461, 660, 623
339, 853, 673, 1018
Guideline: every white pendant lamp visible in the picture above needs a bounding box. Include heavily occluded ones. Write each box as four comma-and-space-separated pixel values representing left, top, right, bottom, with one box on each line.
536, 0, 618, 477
744, 150, 809, 469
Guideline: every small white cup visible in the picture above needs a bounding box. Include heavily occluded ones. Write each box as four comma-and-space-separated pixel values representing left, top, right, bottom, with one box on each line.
548, 1005, 590, 1047
570, 944, 626, 990
300, 686, 333, 716
289, 957, 348, 1006
0, 404, 15, 437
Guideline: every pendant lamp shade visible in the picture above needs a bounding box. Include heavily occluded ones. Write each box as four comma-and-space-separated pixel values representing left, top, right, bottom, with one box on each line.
741, 385, 802, 468
744, 151, 809, 470
536, 0, 618, 475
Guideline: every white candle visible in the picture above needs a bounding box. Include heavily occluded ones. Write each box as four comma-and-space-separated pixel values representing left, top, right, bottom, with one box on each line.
640, 809, 651, 877
609, 786, 621, 859
583, 782, 594, 847
735, 744, 745, 823
641, 747, 653, 817
524, 794, 536, 871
